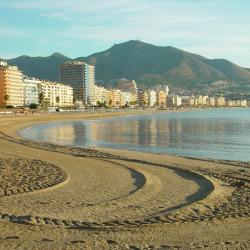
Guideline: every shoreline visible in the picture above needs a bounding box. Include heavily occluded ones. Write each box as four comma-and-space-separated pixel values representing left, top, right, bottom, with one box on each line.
0, 111, 249, 249
16, 107, 250, 163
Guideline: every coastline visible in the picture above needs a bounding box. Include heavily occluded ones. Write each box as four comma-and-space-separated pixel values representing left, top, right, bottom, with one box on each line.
17, 107, 250, 162
0, 111, 249, 249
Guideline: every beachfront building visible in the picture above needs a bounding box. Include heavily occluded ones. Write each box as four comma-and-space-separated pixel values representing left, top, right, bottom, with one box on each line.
130, 92, 138, 106
0, 61, 9, 106
0, 61, 24, 107
120, 92, 126, 107
215, 96, 225, 106
180, 96, 190, 106
148, 90, 157, 107
137, 89, 144, 107
157, 90, 167, 108
227, 100, 236, 107
194, 97, 199, 106
188, 95, 208, 107
85, 63, 95, 104
235, 100, 247, 107
117, 78, 138, 105
188, 96, 196, 106
121, 91, 132, 107
112, 89, 122, 107
172, 95, 182, 107
60, 61, 95, 105
197, 95, 208, 106
207, 97, 216, 106
165, 85, 169, 96
197, 96, 203, 106
240, 100, 247, 107
137, 89, 149, 107
23, 77, 40, 106
39, 81, 73, 107
105, 89, 113, 107
90, 84, 107, 106
143, 91, 149, 107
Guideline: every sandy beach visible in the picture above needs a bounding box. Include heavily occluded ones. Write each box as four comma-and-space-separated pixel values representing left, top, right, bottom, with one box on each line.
0, 111, 249, 249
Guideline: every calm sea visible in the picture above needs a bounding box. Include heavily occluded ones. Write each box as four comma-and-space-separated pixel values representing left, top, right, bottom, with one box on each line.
19, 108, 250, 161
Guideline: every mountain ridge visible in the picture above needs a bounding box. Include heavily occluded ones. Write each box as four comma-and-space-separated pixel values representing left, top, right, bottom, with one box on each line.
4, 40, 250, 89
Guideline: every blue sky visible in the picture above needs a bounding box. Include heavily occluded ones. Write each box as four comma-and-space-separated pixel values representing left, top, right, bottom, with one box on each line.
0, 0, 249, 67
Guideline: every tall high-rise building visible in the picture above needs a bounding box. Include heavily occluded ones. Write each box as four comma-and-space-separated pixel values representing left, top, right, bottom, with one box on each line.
59, 61, 95, 104
84, 63, 95, 105
0, 61, 24, 107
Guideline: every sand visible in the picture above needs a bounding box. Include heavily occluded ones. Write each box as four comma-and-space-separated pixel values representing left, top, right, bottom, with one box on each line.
0, 111, 249, 249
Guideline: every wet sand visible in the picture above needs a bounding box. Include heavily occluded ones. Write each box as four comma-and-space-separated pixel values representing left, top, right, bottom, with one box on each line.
0, 111, 249, 249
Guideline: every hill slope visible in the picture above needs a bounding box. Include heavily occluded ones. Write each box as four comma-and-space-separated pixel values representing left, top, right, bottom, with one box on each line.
8, 52, 70, 81
5, 40, 250, 88
84, 41, 250, 87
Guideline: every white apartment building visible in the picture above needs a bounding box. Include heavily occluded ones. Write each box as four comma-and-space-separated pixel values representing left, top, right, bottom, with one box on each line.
197, 95, 208, 106
240, 100, 247, 107
189, 96, 195, 106
215, 96, 225, 106
121, 91, 132, 106
39, 81, 73, 107
172, 95, 182, 107
148, 90, 157, 107
84, 63, 95, 104
227, 100, 236, 107
105, 89, 113, 107
165, 85, 169, 96
208, 97, 215, 106
90, 84, 107, 106
235, 100, 247, 107
23, 77, 40, 106
112, 89, 122, 107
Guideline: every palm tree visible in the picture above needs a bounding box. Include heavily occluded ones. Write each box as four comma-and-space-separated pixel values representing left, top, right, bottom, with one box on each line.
38, 92, 44, 105
109, 99, 112, 107
56, 96, 60, 105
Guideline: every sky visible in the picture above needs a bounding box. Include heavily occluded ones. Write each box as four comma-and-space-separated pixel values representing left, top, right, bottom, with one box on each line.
0, 0, 250, 67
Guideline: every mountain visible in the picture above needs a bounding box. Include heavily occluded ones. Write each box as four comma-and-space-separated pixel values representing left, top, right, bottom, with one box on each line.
8, 52, 70, 81
84, 41, 250, 88
5, 40, 250, 89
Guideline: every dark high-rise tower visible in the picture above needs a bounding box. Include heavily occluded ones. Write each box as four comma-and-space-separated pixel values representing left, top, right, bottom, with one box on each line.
60, 61, 95, 104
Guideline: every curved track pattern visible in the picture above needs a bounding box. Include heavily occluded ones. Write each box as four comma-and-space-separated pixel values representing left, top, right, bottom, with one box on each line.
0, 132, 249, 232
